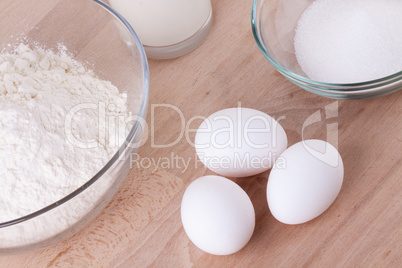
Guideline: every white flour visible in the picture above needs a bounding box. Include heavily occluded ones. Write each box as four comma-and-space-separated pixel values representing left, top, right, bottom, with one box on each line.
0, 44, 128, 225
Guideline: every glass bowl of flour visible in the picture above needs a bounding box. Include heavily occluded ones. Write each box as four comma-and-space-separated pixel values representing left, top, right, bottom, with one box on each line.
252, 0, 402, 99
0, 0, 148, 252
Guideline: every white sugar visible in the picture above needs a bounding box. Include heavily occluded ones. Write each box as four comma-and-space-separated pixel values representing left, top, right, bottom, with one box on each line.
294, 0, 402, 83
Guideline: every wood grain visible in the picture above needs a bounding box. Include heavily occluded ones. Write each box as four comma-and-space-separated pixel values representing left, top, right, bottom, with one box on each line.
0, 0, 401, 267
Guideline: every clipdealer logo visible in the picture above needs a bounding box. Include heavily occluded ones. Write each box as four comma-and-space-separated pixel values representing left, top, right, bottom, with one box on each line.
301, 101, 339, 167
64, 101, 339, 171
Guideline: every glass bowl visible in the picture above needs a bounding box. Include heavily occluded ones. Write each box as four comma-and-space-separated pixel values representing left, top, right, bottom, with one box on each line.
251, 0, 402, 99
0, 0, 149, 252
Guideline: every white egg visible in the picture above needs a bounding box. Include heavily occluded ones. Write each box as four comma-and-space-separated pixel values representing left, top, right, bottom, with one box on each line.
195, 108, 288, 177
181, 175, 255, 255
267, 139, 344, 224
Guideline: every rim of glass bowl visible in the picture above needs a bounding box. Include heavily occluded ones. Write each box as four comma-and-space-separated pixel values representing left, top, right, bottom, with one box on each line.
0, 0, 149, 228
251, 0, 402, 92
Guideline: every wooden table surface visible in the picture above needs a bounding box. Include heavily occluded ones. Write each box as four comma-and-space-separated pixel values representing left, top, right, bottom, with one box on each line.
1, 0, 401, 267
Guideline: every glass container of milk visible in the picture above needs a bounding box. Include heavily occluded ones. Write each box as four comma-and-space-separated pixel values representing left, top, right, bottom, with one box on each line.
109, 0, 213, 59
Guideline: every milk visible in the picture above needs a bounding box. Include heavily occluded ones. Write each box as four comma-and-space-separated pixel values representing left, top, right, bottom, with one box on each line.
109, 0, 212, 47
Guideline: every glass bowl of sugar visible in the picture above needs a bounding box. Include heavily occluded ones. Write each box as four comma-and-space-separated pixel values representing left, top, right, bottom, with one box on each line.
252, 0, 402, 99
0, 0, 148, 252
